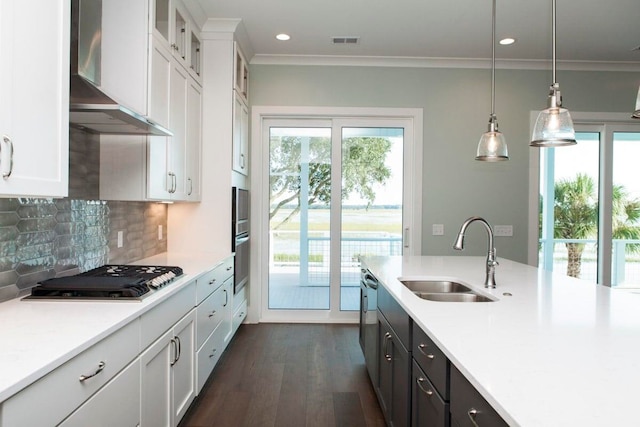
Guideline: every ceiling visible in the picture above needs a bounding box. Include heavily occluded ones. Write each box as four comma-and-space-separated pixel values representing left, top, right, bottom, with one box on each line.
191, 0, 640, 68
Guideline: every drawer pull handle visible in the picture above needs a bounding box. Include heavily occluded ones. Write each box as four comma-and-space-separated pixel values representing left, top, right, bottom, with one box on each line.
79, 361, 106, 382
416, 377, 434, 396
418, 343, 435, 359
468, 408, 481, 427
208, 310, 216, 318
209, 279, 216, 285
226, 266, 232, 271
209, 349, 217, 358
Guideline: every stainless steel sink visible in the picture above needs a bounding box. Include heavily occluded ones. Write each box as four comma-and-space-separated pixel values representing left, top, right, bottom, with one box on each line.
399, 279, 472, 294
399, 278, 495, 302
419, 293, 495, 302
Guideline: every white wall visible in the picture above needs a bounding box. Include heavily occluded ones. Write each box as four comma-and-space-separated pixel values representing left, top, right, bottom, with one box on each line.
248, 65, 640, 264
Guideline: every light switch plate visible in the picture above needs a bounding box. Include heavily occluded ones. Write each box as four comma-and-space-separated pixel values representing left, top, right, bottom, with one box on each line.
432, 224, 444, 236
117, 231, 123, 248
158, 225, 163, 240
494, 225, 513, 237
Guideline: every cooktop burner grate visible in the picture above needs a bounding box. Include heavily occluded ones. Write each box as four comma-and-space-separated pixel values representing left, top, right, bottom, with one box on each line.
24, 265, 183, 301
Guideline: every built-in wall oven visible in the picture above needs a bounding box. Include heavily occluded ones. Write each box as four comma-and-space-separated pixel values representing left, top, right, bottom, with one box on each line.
232, 187, 249, 294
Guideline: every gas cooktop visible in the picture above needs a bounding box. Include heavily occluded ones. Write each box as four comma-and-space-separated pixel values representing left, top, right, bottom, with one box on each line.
24, 265, 183, 301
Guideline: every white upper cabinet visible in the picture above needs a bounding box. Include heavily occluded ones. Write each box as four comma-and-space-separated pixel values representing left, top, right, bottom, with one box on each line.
100, 0, 202, 202
0, 0, 69, 197
185, 79, 202, 201
150, 0, 200, 83
233, 42, 249, 103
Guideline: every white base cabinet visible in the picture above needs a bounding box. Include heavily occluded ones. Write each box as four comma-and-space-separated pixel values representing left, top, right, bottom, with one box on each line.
0, 257, 245, 427
59, 359, 141, 427
141, 309, 196, 427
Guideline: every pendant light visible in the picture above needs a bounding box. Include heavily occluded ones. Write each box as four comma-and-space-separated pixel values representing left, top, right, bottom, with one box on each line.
476, 0, 508, 161
632, 86, 640, 119
530, 0, 576, 147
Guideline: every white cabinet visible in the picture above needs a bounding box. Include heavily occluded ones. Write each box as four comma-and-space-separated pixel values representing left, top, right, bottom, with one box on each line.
234, 42, 249, 102
141, 309, 196, 427
100, 2, 202, 203
150, 0, 201, 84
185, 78, 202, 200
59, 359, 141, 427
1, 320, 140, 427
194, 258, 234, 393
0, 0, 69, 197
232, 91, 250, 176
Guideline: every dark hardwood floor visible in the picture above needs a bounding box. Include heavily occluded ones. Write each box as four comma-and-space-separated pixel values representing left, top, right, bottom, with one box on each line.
180, 323, 386, 427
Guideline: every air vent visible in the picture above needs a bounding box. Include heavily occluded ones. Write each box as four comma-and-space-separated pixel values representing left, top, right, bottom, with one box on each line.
332, 36, 359, 45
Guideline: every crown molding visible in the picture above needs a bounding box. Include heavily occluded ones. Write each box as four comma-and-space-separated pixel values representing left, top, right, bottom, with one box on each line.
250, 54, 640, 72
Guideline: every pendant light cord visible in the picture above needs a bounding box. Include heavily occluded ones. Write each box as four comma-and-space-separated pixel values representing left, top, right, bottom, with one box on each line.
491, 0, 496, 116
551, 0, 557, 85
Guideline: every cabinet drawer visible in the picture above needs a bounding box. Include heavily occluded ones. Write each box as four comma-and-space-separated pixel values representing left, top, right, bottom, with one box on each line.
412, 360, 449, 427
450, 364, 508, 427
141, 280, 196, 350
196, 321, 227, 394
1, 319, 140, 427
413, 325, 450, 400
378, 284, 411, 350
232, 297, 247, 334
59, 358, 141, 427
196, 281, 229, 349
196, 257, 234, 304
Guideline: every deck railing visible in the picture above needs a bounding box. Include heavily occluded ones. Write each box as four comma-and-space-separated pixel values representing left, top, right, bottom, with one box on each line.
539, 238, 640, 286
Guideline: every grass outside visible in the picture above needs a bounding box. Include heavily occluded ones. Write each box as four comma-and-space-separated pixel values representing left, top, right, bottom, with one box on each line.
270, 208, 402, 234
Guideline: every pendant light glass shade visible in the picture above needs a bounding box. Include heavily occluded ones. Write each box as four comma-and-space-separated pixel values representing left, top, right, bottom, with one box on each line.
633, 85, 640, 119
530, 0, 576, 147
476, 0, 508, 161
531, 84, 576, 146
476, 116, 508, 160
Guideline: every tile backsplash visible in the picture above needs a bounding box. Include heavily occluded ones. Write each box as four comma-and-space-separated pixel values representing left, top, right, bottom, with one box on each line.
0, 198, 167, 302
0, 128, 168, 302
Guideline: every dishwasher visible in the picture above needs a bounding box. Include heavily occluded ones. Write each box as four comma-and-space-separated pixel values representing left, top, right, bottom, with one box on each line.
359, 268, 379, 384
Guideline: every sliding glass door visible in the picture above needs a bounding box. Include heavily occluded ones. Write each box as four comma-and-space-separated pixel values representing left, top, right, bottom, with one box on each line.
538, 122, 640, 289
262, 115, 417, 320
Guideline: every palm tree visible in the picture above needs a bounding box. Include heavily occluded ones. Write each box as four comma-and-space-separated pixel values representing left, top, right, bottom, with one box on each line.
553, 173, 640, 278
554, 174, 598, 278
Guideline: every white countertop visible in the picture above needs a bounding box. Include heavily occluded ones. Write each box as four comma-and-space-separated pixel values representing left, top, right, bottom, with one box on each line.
363, 255, 640, 427
0, 251, 230, 402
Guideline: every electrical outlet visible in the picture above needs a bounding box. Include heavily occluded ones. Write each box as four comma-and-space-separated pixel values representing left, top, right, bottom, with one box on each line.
432, 224, 444, 236
117, 231, 124, 248
494, 225, 513, 237
158, 225, 163, 240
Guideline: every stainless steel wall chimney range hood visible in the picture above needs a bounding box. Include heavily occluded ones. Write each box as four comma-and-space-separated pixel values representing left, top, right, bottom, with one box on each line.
69, 0, 171, 136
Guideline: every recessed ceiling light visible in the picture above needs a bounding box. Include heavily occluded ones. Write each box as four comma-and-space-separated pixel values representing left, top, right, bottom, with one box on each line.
499, 37, 516, 46
276, 33, 291, 41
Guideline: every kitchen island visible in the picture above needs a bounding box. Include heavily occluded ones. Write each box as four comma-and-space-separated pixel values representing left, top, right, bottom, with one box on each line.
363, 255, 640, 427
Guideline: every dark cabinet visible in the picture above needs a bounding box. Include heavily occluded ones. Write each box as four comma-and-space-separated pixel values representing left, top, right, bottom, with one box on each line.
360, 269, 379, 384
378, 312, 411, 427
450, 365, 508, 427
412, 360, 449, 426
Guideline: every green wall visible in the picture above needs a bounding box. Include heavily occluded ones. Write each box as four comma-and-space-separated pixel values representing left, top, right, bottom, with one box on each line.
249, 64, 639, 263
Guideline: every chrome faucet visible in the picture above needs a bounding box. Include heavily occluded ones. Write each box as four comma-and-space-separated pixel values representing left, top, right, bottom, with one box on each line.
453, 216, 498, 288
